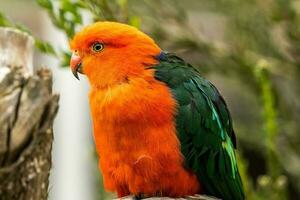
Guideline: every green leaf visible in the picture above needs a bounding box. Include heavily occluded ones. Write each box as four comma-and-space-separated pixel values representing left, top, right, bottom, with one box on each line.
36, 0, 53, 9
0, 12, 13, 27
60, 51, 72, 67
129, 15, 141, 28
117, 0, 128, 9
35, 40, 57, 56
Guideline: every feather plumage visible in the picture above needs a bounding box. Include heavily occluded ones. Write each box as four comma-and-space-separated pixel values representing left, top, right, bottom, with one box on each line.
151, 52, 245, 200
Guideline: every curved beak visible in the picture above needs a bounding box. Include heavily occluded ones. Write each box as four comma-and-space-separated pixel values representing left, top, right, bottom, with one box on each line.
70, 52, 83, 80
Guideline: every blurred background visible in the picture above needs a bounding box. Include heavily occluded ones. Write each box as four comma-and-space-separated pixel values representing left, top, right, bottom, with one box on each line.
0, 0, 300, 199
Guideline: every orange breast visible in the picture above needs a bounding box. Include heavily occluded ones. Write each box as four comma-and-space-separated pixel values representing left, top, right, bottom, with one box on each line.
89, 71, 201, 197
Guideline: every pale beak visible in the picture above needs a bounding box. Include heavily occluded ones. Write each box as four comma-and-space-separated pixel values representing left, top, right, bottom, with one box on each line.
70, 52, 83, 80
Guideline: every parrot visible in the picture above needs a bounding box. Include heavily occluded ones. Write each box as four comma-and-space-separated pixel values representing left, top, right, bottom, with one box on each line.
70, 21, 245, 200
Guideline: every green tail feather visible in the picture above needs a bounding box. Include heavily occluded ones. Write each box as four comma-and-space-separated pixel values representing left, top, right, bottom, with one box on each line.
153, 52, 245, 200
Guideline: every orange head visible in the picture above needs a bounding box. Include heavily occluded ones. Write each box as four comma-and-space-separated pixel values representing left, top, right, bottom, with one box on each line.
70, 21, 161, 88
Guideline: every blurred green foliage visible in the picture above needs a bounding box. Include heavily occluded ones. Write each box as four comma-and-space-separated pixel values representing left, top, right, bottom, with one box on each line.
1, 0, 300, 199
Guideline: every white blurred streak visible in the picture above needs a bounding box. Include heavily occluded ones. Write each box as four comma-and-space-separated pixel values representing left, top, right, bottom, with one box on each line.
50, 67, 94, 200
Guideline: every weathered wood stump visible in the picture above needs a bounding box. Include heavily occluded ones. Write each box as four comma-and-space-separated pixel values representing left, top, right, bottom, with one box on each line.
0, 27, 59, 200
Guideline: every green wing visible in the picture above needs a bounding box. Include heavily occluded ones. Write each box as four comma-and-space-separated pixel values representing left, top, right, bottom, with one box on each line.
152, 52, 244, 200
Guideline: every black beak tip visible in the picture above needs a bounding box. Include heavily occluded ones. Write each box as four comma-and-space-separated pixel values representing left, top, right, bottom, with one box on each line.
72, 70, 80, 80
72, 62, 83, 80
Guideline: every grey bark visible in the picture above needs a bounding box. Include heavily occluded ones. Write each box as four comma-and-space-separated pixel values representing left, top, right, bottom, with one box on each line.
117, 195, 220, 200
0, 27, 58, 200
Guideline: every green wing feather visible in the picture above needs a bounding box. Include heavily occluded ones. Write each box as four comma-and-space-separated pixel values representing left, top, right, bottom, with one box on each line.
152, 53, 245, 200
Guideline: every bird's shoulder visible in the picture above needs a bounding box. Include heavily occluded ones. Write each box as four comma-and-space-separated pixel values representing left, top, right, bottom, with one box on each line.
151, 51, 236, 147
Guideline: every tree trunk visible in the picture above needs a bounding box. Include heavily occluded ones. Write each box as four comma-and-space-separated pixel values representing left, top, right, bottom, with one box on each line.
0, 27, 59, 200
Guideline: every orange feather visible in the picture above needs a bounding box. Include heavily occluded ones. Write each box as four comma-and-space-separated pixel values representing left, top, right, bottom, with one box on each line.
70, 22, 201, 197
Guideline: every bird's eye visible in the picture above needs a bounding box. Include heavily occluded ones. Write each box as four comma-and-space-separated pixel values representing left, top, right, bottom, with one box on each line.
92, 42, 104, 52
